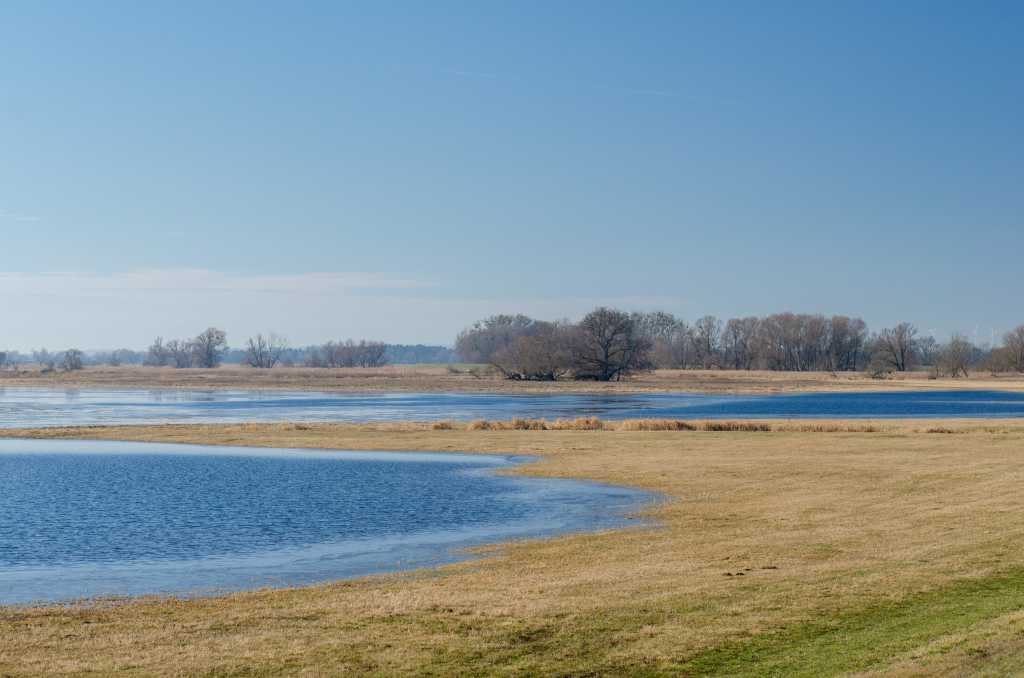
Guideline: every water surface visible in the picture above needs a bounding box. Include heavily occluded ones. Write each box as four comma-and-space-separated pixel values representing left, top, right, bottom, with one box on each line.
1, 388, 1023, 428
0, 440, 649, 605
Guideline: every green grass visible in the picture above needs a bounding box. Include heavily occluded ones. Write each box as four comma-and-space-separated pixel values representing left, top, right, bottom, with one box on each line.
679, 568, 1024, 677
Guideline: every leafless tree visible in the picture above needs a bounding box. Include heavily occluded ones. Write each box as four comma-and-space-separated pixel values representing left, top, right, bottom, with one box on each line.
455, 315, 540, 367
630, 315, 696, 372
245, 334, 288, 368
915, 335, 941, 367
693, 315, 722, 368
872, 323, 919, 372
62, 348, 84, 371
634, 312, 693, 369
144, 337, 170, 366
827, 316, 868, 371
191, 328, 227, 368
1005, 326, 1024, 372
162, 339, 192, 368
941, 333, 973, 378
571, 307, 652, 381
304, 339, 389, 368
722, 317, 759, 370
356, 340, 388, 368
491, 321, 573, 380
33, 349, 56, 371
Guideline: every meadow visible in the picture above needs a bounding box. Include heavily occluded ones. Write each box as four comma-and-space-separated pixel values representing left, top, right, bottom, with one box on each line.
3, 419, 1024, 676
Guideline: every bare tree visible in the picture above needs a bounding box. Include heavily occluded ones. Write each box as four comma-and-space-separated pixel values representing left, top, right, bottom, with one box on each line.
355, 340, 388, 368
162, 339, 192, 368
245, 334, 288, 369
62, 348, 84, 371
827, 316, 868, 371
693, 315, 722, 369
1005, 326, 1024, 373
723, 317, 759, 370
635, 312, 693, 369
916, 335, 941, 367
455, 315, 540, 367
491, 321, 573, 380
304, 339, 389, 368
941, 333, 973, 378
144, 337, 170, 367
872, 323, 919, 372
33, 349, 56, 371
571, 307, 652, 381
191, 328, 227, 369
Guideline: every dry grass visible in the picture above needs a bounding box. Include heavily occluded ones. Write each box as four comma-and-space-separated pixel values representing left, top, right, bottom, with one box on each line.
3, 420, 1024, 675
3, 364, 1024, 394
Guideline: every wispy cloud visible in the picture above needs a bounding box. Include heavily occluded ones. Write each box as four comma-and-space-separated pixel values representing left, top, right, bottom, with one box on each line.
0, 269, 686, 349
0, 210, 42, 223
0, 269, 433, 297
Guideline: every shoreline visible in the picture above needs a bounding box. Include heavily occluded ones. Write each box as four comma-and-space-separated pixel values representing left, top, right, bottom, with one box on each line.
5, 420, 1024, 675
3, 365, 1024, 395
0, 439, 657, 609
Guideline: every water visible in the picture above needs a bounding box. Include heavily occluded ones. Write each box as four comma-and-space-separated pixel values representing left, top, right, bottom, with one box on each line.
0, 388, 1023, 428
0, 440, 650, 605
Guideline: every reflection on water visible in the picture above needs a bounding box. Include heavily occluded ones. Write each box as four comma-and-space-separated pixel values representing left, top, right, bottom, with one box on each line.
0, 440, 651, 605
0, 388, 1023, 428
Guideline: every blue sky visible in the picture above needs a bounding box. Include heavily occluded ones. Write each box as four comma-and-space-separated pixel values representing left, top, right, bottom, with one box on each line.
2, 1, 1021, 349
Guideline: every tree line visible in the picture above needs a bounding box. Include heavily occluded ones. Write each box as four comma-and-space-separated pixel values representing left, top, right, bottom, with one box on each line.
3, 315, 1023, 378
0, 335, 455, 372
455, 309, 1024, 381
146, 331, 389, 369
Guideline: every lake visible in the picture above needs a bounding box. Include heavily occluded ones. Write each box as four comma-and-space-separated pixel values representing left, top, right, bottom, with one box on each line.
1, 388, 1023, 428
0, 439, 650, 605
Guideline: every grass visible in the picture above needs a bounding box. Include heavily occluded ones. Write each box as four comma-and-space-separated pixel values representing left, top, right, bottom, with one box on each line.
3, 420, 1024, 676
682, 569, 1024, 677
2, 364, 1024, 394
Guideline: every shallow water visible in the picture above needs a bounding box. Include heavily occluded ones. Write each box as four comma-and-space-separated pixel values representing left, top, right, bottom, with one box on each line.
0, 440, 650, 605
1, 388, 1023, 428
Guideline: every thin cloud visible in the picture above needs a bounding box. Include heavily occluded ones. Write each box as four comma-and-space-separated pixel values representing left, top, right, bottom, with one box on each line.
0, 210, 42, 223
0, 269, 433, 297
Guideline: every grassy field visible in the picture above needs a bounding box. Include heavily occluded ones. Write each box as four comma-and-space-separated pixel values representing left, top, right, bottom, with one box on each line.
2, 364, 1024, 394
3, 420, 1024, 676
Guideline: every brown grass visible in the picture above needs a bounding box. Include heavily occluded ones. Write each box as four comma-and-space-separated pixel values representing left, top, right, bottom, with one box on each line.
3, 364, 1024, 394
3, 420, 1024, 675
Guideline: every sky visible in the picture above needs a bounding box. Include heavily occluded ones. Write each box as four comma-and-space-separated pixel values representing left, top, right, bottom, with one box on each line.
2, 1, 1022, 350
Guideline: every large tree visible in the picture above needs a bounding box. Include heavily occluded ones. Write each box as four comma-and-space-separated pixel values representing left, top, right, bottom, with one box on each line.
191, 328, 227, 369
571, 307, 652, 381
693, 315, 722, 369
455, 315, 539, 366
872, 323, 919, 372
245, 334, 288, 369
941, 333, 973, 378
62, 348, 84, 371
491, 321, 573, 381
1005, 326, 1024, 372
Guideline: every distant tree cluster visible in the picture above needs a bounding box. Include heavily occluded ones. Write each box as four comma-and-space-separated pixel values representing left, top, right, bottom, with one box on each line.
456, 310, 1024, 381
20, 336, 447, 371
383, 344, 458, 365
6, 319, 1023, 378
305, 340, 388, 368
455, 308, 651, 381
244, 334, 289, 369
91, 348, 146, 366
145, 328, 228, 368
